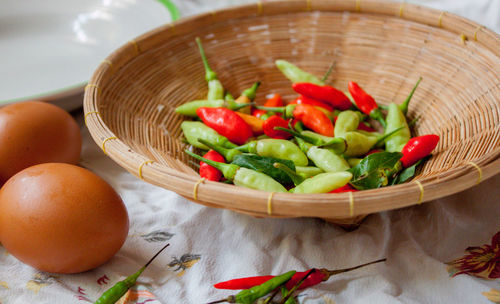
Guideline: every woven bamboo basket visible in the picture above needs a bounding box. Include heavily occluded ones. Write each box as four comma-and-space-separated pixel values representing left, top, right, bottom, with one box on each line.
84, 0, 500, 227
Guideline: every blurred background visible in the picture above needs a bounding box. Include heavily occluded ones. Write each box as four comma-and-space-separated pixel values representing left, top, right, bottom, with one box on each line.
1, 0, 498, 111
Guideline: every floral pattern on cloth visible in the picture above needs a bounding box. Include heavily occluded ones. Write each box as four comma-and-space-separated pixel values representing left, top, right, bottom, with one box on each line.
116, 284, 162, 304
447, 231, 500, 279
483, 287, 500, 303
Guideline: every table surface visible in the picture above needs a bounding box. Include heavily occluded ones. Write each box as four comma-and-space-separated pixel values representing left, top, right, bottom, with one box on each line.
1, 1, 500, 303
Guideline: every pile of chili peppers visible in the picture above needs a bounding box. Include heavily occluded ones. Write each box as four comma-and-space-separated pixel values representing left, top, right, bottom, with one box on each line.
178, 38, 440, 194
207, 258, 386, 303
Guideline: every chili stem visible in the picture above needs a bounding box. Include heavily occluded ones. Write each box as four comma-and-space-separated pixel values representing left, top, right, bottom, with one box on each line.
144, 243, 170, 268
195, 37, 217, 82
399, 77, 422, 115
321, 61, 336, 83
263, 288, 282, 304
206, 299, 229, 304
324, 258, 386, 277
375, 126, 405, 146
278, 269, 316, 304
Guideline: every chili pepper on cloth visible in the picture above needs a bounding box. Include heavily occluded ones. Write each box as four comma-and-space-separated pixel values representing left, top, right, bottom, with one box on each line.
292, 83, 352, 110
236, 139, 309, 167
236, 112, 264, 135
400, 134, 439, 168
181, 121, 237, 150
275, 60, 324, 85
252, 93, 283, 119
197, 107, 253, 145
185, 150, 287, 193
200, 150, 225, 181
262, 115, 292, 139
214, 259, 386, 291
207, 271, 296, 304
289, 95, 335, 112
94, 244, 170, 304
234, 82, 261, 114
175, 99, 253, 117
384, 103, 411, 152
196, 37, 224, 101
348, 81, 386, 128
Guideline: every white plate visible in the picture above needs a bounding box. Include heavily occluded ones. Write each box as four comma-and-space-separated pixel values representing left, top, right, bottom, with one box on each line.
0, 0, 179, 110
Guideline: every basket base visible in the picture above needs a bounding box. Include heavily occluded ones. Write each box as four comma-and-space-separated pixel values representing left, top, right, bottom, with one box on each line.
322, 214, 368, 231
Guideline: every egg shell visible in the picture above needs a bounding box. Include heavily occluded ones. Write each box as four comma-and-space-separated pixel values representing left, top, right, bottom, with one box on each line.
0, 163, 129, 274
0, 101, 81, 184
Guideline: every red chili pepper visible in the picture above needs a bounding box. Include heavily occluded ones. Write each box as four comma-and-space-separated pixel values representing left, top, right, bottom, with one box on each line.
252, 93, 283, 118
262, 115, 292, 139
214, 259, 386, 291
400, 134, 439, 168
213, 275, 274, 290
292, 83, 352, 110
348, 81, 386, 128
329, 184, 357, 193
365, 149, 383, 156
196, 107, 253, 145
289, 95, 335, 112
199, 150, 225, 181
357, 122, 377, 132
292, 104, 334, 137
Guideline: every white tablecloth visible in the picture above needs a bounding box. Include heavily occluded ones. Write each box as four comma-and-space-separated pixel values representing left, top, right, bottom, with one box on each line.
1, 1, 500, 303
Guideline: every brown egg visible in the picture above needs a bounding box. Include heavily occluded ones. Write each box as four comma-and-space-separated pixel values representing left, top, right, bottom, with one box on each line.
0, 163, 129, 274
0, 101, 81, 184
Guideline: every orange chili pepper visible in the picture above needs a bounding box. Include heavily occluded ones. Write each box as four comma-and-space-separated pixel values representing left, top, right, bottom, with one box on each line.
292, 104, 334, 137
251, 93, 284, 119
236, 112, 264, 135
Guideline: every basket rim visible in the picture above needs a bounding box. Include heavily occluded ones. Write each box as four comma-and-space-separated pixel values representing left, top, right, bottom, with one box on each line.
84, 0, 500, 219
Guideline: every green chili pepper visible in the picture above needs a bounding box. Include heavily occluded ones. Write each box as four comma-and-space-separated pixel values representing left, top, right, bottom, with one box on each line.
296, 166, 323, 178
274, 128, 346, 154
289, 171, 352, 193
197, 138, 242, 162
334, 110, 360, 138
94, 243, 169, 304
343, 131, 378, 157
175, 99, 254, 117
307, 146, 350, 173
185, 150, 287, 193
344, 126, 407, 157
399, 77, 422, 115
280, 287, 297, 304
196, 37, 224, 101
225, 92, 235, 102
231, 154, 296, 185
275, 60, 324, 85
347, 158, 362, 167
181, 121, 237, 149
237, 139, 309, 167
212, 271, 296, 304
384, 103, 411, 152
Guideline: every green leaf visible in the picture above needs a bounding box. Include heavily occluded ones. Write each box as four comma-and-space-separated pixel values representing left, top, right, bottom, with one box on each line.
391, 156, 428, 185
349, 152, 403, 190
